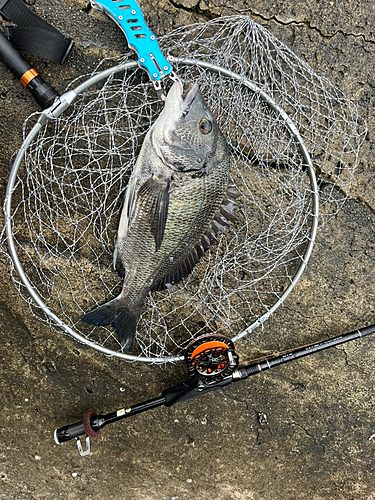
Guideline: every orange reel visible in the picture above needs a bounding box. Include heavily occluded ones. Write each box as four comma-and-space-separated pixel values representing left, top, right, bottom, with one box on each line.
184, 334, 239, 381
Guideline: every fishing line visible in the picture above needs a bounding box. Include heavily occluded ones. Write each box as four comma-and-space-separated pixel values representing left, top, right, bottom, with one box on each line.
0, 7, 366, 364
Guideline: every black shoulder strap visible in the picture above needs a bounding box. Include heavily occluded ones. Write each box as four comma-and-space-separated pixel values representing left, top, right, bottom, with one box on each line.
0, 0, 73, 64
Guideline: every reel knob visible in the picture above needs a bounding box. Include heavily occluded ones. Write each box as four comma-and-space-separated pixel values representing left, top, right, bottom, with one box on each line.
185, 334, 239, 381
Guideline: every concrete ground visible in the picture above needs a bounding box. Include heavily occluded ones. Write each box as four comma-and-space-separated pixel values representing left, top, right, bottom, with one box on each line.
0, 0, 374, 499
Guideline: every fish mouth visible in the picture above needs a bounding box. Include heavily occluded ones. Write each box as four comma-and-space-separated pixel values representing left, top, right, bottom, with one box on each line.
167, 81, 199, 115
182, 83, 199, 109
152, 81, 201, 169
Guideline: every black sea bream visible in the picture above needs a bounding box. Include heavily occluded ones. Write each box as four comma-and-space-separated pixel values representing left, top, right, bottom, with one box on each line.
82, 81, 238, 351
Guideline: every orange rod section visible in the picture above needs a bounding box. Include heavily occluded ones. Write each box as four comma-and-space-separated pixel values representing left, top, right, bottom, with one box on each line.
190, 341, 229, 360
20, 68, 39, 88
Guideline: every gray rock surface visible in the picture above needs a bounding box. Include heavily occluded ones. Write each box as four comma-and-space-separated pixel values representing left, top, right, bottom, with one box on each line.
0, 1, 374, 499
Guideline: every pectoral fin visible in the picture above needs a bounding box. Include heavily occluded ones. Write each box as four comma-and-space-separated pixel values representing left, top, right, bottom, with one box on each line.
151, 184, 241, 291
137, 175, 170, 251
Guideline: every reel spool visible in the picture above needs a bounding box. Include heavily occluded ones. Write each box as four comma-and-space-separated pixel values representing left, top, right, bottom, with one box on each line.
184, 334, 239, 382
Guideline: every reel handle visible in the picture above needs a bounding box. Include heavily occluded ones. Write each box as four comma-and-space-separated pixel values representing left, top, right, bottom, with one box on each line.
0, 32, 59, 109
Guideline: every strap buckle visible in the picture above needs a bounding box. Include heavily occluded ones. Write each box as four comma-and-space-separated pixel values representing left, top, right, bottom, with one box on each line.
4, 23, 16, 38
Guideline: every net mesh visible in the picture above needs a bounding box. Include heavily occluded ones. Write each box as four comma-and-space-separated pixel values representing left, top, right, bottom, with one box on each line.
1, 16, 367, 362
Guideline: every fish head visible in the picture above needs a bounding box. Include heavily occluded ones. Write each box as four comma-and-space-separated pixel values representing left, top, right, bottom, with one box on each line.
151, 81, 226, 173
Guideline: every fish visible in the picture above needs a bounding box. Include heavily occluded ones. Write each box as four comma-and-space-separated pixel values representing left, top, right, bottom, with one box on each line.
82, 80, 239, 351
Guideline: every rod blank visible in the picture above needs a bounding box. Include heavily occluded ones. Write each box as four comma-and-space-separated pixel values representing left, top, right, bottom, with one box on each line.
239, 324, 375, 379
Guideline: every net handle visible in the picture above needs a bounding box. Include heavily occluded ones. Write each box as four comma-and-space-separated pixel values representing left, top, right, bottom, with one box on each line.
4, 58, 318, 363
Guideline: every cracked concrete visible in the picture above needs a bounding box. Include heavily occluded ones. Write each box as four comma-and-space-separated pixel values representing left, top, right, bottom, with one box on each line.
0, 0, 375, 499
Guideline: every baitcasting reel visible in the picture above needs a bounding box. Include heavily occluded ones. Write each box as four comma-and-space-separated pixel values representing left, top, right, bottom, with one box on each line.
185, 334, 239, 383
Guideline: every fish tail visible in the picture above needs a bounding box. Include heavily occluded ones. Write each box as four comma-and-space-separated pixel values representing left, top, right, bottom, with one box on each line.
81, 297, 140, 351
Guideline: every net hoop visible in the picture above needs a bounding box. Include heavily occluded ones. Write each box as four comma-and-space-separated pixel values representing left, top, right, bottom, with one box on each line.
4, 58, 319, 364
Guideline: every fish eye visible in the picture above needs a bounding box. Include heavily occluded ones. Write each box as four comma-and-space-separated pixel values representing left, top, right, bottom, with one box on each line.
199, 118, 212, 135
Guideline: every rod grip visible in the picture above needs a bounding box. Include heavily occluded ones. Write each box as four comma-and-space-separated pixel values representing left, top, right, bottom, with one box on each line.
54, 421, 85, 443
0, 32, 59, 108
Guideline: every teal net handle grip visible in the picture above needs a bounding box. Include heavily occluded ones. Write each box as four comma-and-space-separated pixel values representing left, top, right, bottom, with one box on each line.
91, 0, 173, 82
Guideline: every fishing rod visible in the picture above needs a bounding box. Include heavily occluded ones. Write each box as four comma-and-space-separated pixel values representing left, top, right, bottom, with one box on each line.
54, 323, 375, 456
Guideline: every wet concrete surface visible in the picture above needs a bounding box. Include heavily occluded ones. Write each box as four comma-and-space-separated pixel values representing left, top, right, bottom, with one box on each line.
0, 0, 375, 499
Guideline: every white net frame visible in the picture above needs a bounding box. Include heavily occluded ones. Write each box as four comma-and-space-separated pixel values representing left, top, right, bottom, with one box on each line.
1, 16, 367, 363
